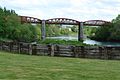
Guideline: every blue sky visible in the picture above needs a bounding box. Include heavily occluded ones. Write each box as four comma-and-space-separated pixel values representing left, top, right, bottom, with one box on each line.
0, 0, 120, 21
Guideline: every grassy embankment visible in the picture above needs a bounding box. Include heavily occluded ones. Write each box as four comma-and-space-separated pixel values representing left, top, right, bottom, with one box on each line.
38, 39, 88, 46
0, 51, 120, 80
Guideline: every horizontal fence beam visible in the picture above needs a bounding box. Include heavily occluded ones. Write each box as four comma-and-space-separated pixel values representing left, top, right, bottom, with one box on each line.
0, 41, 120, 60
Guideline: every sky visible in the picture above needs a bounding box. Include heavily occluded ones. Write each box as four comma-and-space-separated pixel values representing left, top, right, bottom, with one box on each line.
0, 0, 120, 21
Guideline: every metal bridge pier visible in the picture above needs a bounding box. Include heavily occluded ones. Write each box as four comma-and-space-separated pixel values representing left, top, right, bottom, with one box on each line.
41, 20, 46, 40
78, 22, 84, 41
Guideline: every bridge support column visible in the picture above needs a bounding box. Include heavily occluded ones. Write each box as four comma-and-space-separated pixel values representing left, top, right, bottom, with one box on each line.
41, 20, 46, 40
78, 22, 84, 41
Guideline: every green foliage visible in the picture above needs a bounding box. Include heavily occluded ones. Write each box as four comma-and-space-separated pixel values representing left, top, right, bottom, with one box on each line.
35, 24, 41, 41
0, 7, 41, 42
38, 39, 88, 46
46, 25, 76, 37
46, 24, 61, 37
91, 14, 120, 41
0, 7, 20, 39
84, 26, 97, 37
71, 25, 78, 32
92, 26, 111, 40
112, 14, 120, 23
60, 28, 71, 35
14, 24, 37, 42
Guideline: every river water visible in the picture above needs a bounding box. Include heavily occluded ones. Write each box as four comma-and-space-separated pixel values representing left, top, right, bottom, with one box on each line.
47, 36, 120, 46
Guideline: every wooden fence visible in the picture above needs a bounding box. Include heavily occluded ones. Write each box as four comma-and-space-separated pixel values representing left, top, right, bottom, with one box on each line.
0, 41, 120, 60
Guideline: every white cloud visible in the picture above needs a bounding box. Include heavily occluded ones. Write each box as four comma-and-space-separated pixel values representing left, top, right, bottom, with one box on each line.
0, 0, 120, 21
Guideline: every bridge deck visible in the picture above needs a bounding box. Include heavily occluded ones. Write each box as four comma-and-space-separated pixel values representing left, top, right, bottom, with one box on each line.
19, 16, 111, 26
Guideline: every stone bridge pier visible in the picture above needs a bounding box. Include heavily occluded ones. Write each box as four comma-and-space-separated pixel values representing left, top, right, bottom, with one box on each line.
78, 22, 84, 41
41, 20, 46, 40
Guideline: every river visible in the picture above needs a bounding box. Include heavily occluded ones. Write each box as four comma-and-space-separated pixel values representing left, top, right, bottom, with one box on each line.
47, 36, 120, 46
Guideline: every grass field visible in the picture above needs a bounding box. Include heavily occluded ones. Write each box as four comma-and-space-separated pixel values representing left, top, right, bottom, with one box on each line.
0, 51, 120, 80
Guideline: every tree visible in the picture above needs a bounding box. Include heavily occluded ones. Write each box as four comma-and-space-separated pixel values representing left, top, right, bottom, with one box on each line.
93, 26, 111, 41
0, 7, 41, 42
84, 26, 97, 37
91, 14, 120, 41
71, 26, 78, 32
46, 24, 61, 37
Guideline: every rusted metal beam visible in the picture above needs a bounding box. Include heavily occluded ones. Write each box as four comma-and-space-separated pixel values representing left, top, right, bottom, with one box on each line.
19, 16, 42, 24
19, 16, 111, 26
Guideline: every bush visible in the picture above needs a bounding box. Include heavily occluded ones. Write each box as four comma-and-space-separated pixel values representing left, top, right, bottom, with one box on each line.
91, 14, 120, 41
38, 39, 88, 46
0, 7, 40, 42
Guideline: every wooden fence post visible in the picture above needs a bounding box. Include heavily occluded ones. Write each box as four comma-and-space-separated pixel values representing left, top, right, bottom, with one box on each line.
1, 42, 3, 50
73, 46, 79, 58
99, 46, 103, 59
32, 44, 37, 55
18, 42, 21, 54
0, 42, 2, 50
56, 45, 59, 56
29, 44, 32, 55
9, 42, 13, 52
50, 45, 54, 57
80, 46, 85, 58
104, 46, 109, 60
107, 47, 112, 60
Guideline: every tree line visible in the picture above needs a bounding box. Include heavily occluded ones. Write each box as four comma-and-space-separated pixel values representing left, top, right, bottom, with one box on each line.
46, 24, 78, 37
0, 7, 41, 42
90, 14, 120, 42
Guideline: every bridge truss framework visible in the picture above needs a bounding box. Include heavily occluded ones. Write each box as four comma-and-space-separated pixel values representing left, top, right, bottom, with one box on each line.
19, 16, 111, 41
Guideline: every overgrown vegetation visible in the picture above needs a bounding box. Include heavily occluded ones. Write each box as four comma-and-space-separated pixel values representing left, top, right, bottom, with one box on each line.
46, 24, 78, 37
46, 24, 61, 37
84, 26, 97, 37
0, 51, 120, 80
38, 39, 88, 46
0, 7, 41, 42
90, 14, 120, 41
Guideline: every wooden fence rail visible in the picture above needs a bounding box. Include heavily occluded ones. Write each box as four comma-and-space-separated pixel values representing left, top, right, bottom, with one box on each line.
0, 41, 120, 60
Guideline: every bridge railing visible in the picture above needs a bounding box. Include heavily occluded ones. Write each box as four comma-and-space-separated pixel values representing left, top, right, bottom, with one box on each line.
19, 16, 42, 23
19, 16, 111, 26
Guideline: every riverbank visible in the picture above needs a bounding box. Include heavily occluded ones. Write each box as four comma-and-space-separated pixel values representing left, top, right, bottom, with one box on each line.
38, 39, 87, 46
90, 36, 120, 42
47, 36, 120, 46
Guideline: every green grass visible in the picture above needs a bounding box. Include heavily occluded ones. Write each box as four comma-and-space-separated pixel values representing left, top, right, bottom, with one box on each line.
38, 39, 89, 46
0, 51, 120, 80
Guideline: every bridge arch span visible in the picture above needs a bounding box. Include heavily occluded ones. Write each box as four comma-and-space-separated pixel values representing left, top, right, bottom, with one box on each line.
19, 16, 111, 41
46, 18, 80, 25
19, 16, 42, 23
84, 20, 110, 26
